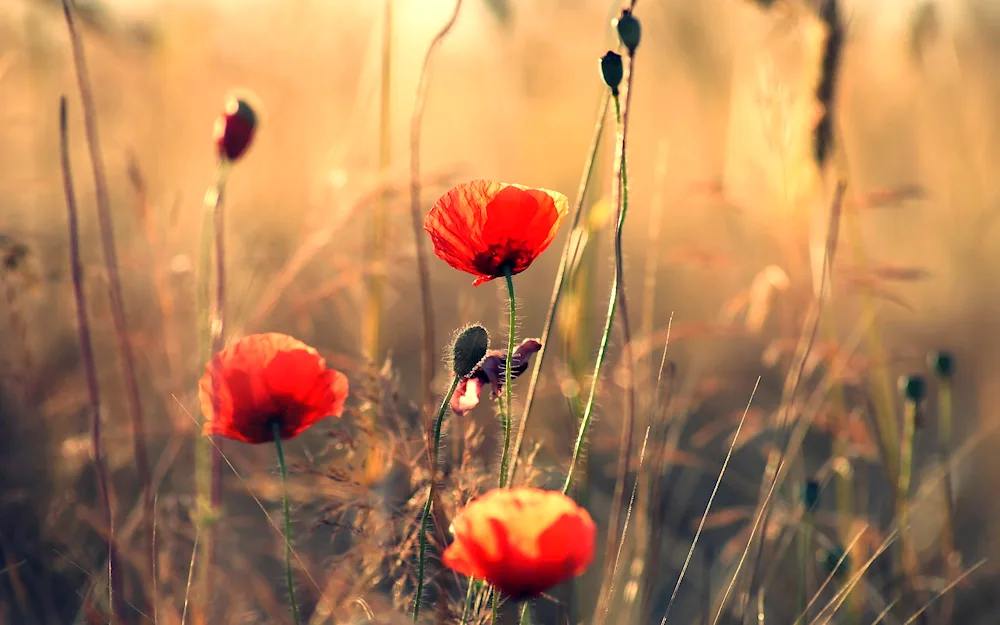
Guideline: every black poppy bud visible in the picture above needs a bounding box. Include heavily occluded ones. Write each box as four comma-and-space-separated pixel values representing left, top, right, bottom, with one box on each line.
928, 351, 955, 380
802, 479, 820, 512
452, 324, 489, 378
600, 51, 624, 96
898, 374, 927, 403
213, 96, 258, 162
614, 9, 641, 55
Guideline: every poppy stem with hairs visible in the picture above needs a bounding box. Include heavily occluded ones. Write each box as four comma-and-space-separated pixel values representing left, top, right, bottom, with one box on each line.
272, 422, 301, 625
562, 92, 626, 496
498, 267, 517, 488
413, 374, 462, 622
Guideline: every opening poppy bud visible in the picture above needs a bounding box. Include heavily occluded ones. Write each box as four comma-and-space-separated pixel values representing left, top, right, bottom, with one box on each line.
213, 96, 258, 162
928, 350, 955, 380
898, 374, 927, 403
614, 9, 641, 54
600, 51, 624, 96
452, 324, 489, 378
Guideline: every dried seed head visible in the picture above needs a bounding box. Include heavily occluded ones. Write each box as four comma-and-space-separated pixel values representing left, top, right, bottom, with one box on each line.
898, 374, 927, 403
928, 350, 955, 380
802, 479, 820, 512
214, 96, 258, 162
600, 51, 623, 96
614, 9, 641, 55
451, 324, 489, 378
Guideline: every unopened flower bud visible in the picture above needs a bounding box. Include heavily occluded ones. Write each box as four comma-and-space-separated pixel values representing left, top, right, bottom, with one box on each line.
600, 51, 623, 96
802, 479, 820, 512
452, 324, 489, 378
614, 9, 641, 54
213, 96, 258, 162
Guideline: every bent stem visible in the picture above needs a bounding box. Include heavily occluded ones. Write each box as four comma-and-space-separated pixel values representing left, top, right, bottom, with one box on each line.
498, 268, 516, 488
562, 92, 625, 495
272, 423, 301, 625
506, 92, 610, 486
413, 374, 462, 622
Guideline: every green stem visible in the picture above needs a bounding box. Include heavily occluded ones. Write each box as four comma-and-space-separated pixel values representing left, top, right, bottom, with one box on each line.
499, 268, 516, 487
492, 586, 500, 624
460, 581, 477, 623
798, 512, 813, 619
563, 93, 625, 495
413, 375, 462, 622
273, 422, 301, 625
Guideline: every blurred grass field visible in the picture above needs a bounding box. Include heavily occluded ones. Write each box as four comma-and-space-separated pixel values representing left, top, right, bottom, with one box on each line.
4, 0, 1000, 623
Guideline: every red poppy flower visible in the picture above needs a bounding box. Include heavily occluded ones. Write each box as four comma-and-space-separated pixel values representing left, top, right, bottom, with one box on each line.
213, 96, 258, 162
424, 180, 570, 285
199, 333, 348, 444
442, 487, 596, 600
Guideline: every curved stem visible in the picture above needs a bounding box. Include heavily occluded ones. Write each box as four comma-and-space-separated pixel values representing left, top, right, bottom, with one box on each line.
562, 93, 625, 495
273, 424, 301, 625
413, 374, 462, 622
498, 268, 516, 487
506, 92, 610, 486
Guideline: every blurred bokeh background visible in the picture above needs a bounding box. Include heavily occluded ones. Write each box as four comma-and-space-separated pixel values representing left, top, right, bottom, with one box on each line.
4, 0, 1000, 622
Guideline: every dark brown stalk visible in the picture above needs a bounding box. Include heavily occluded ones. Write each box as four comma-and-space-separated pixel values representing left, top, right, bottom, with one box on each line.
595, 38, 639, 622
506, 92, 611, 486
59, 95, 121, 623
61, 0, 154, 594
410, 0, 462, 425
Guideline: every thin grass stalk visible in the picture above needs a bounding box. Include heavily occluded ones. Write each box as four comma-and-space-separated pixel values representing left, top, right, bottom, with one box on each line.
413, 375, 461, 622
897, 397, 917, 580
506, 92, 610, 486
409, 0, 462, 421
799, 507, 815, 619
936, 375, 957, 625
596, 45, 639, 620
60, 0, 154, 596
59, 95, 120, 624
272, 424, 301, 625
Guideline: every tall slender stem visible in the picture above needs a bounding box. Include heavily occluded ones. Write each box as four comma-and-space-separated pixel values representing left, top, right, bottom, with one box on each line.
273, 424, 301, 625
410, 0, 462, 420
498, 269, 516, 487
413, 375, 461, 622
59, 95, 120, 623
61, 0, 153, 598
562, 93, 625, 495
506, 93, 610, 486
898, 398, 917, 579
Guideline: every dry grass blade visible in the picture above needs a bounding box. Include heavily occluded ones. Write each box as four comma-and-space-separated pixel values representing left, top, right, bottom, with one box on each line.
808, 529, 900, 625
790, 526, 868, 625
663, 376, 761, 625
900, 559, 985, 625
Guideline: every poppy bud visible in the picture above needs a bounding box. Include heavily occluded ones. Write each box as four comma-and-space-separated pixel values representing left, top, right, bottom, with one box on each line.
600, 51, 624, 96
614, 9, 641, 54
452, 324, 489, 378
928, 350, 955, 380
802, 479, 820, 512
898, 374, 927, 403
213, 96, 257, 162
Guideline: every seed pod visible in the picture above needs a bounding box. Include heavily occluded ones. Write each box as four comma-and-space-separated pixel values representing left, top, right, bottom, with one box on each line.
615, 9, 641, 55
898, 374, 927, 403
600, 51, 623, 96
928, 350, 955, 380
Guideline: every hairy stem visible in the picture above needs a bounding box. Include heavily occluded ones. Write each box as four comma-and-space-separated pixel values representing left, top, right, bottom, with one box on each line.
499, 268, 516, 488
562, 92, 625, 495
273, 424, 301, 625
413, 375, 461, 622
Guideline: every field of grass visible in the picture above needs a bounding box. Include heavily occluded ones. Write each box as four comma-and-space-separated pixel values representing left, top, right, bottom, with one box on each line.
3, 0, 1000, 623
